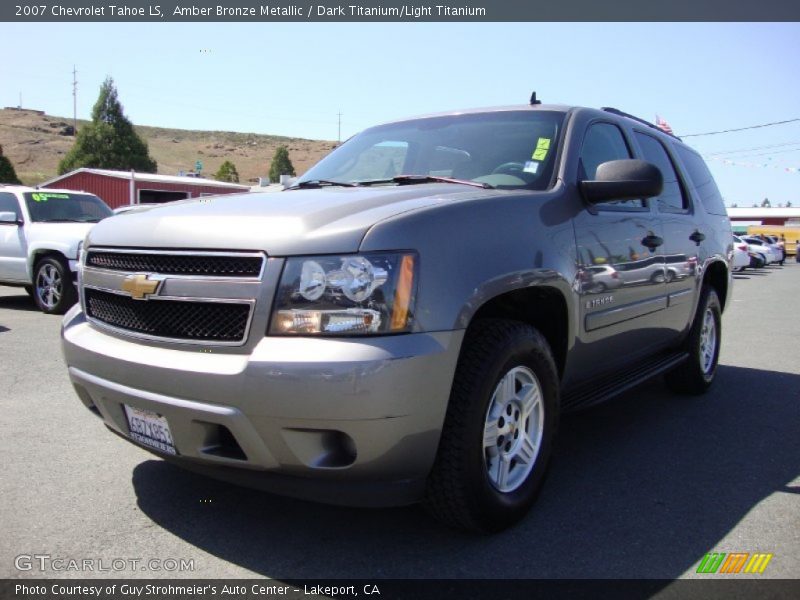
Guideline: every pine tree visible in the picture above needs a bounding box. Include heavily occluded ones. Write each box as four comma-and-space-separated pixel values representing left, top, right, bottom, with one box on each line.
214, 160, 240, 183
0, 144, 22, 184
58, 77, 157, 175
269, 145, 295, 183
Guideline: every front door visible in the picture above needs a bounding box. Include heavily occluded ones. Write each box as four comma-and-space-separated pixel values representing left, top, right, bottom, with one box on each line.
0, 192, 27, 282
571, 122, 667, 379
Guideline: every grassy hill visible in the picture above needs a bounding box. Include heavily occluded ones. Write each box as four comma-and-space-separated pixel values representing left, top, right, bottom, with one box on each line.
0, 108, 336, 186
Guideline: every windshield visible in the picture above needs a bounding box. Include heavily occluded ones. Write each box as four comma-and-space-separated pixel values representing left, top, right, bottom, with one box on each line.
24, 192, 112, 223
298, 110, 564, 190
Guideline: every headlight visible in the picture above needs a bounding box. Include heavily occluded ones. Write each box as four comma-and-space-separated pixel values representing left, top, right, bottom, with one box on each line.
270, 252, 417, 335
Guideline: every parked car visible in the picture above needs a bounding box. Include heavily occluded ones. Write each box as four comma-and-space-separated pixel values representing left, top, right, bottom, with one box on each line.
760, 234, 785, 265
742, 236, 779, 265
0, 185, 112, 313
731, 238, 750, 272
62, 101, 732, 532
733, 235, 766, 269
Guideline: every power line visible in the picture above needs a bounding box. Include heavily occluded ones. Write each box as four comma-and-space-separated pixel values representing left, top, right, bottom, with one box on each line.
682, 118, 800, 138
705, 140, 800, 157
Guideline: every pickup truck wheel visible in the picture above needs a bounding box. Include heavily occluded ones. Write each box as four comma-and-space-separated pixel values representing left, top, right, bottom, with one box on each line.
665, 287, 721, 395
424, 319, 558, 532
33, 257, 76, 315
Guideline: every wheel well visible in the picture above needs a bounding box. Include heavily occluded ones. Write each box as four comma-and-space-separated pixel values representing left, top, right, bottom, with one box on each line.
468, 287, 568, 378
703, 260, 729, 311
29, 250, 68, 277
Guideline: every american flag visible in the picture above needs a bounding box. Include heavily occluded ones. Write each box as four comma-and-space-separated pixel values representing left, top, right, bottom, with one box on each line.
655, 115, 674, 135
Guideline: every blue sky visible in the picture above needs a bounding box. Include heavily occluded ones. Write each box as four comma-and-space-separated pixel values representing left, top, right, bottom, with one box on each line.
2, 22, 798, 205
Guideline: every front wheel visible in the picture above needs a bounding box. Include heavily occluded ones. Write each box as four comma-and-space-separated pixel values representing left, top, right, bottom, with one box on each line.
665, 287, 721, 395
424, 319, 559, 532
33, 257, 76, 314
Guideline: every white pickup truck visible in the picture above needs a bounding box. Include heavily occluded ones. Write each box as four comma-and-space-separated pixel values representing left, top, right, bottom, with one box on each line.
0, 185, 112, 313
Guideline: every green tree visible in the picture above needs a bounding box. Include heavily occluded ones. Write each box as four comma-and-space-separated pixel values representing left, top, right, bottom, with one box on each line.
0, 144, 22, 184
214, 160, 240, 183
269, 145, 295, 183
58, 77, 157, 175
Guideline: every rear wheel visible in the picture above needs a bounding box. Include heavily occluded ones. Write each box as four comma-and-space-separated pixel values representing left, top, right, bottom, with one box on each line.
33, 256, 76, 315
665, 287, 721, 395
424, 319, 559, 532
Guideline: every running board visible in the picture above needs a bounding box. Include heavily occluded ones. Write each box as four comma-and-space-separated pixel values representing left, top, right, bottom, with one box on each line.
561, 351, 689, 412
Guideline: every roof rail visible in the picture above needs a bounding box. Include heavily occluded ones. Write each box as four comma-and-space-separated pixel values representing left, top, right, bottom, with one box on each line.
601, 107, 681, 140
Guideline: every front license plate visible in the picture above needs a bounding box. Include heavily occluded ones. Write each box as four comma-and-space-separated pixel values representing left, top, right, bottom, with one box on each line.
123, 405, 177, 455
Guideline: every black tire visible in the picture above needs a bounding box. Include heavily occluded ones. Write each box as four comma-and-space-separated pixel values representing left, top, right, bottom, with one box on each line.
424, 319, 559, 532
32, 256, 76, 315
665, 287, 721, 395
23, 285, 34, 298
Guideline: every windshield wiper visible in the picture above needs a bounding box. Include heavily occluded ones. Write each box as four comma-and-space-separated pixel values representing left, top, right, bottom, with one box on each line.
286, 179, 361, 190
359, 175, 494, 189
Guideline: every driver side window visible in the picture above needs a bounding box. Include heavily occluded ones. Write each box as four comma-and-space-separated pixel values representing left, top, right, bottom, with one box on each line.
580, 123, 644, 209
0, 192, 21, 220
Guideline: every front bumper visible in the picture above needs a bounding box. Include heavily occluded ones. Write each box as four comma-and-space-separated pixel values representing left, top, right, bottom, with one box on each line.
62, 307, 463, 506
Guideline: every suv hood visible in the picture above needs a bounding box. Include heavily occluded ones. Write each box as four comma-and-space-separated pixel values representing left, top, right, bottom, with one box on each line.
86, 184, 504, 255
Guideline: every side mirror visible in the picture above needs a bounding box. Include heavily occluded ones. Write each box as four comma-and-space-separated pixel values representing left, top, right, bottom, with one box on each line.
580, 159, 663, 204
0, 211, 21, 225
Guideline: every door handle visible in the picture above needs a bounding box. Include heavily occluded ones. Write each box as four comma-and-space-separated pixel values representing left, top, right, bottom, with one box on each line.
641, 234, 664, 250
689, 230, 706, 245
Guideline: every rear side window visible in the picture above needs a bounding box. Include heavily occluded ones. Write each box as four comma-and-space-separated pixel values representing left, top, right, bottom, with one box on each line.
580, 123, 644, 208
674, 145, 728, 216
0, 192, 21, 219
634, 132, 688, 212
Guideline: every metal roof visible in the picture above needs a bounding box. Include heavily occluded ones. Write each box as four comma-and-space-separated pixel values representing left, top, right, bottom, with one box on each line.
40, 168, 250, 190
727, 207, 800, 219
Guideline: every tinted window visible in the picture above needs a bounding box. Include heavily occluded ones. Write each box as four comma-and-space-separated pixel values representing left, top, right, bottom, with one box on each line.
580, 123, 643, 208
23, 192, 112, 223
299, 111, 564, 190
0, 192, 21, 220
674, 145, 727, 216
635, 132, 687, 212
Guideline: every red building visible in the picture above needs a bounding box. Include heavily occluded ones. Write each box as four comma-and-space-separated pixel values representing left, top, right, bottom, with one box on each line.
40, 168, 250, 209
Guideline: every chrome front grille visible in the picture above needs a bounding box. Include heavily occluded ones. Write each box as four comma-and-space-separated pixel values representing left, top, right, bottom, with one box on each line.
81, 248, 267, 346
85, 250, 263, 277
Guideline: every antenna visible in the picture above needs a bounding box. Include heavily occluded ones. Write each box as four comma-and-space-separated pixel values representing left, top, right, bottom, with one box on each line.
72, 66, 78, 136
530, 91, 541, 105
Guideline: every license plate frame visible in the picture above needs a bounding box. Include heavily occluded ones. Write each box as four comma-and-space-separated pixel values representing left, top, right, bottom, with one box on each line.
123, 405, 177, 455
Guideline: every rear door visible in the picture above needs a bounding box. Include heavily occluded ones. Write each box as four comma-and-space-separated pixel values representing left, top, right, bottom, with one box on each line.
631, 131, 699, 338
571, 121, 667, 378
0, 192, 28, 282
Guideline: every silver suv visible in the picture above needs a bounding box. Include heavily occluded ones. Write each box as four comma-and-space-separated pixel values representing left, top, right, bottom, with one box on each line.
0, 185, 112, 313
61, 102, 732, 531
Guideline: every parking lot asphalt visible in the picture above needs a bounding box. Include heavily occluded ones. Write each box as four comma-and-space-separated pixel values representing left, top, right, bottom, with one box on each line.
1, 264, 798, 582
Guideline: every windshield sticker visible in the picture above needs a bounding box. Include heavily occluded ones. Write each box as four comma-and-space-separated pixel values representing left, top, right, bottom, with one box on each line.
531, 137, 551, 161
31, 193, 70, 202
523, 161, 540, 174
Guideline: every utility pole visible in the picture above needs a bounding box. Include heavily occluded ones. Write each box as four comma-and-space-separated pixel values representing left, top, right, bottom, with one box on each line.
18, 92, 22, 109
72, 66, 78, 136
337, 111, 342, 144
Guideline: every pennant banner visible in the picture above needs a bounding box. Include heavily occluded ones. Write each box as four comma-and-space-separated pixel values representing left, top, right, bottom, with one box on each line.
706, 156, 800, 173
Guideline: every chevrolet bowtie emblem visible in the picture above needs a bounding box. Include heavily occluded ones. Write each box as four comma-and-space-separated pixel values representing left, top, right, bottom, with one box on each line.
121, 274, 161, 299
